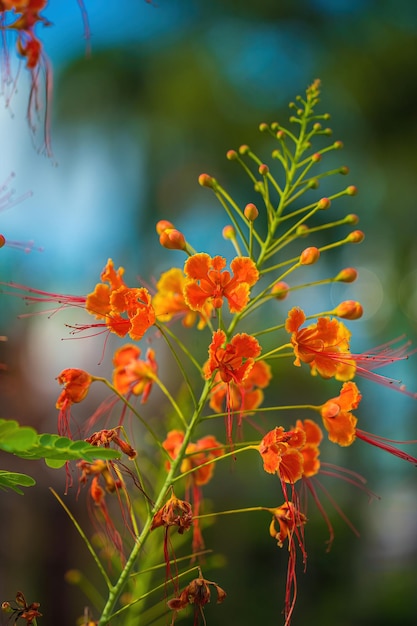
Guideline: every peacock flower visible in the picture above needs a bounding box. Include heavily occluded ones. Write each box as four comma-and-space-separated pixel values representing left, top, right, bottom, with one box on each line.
208, 359, 272, 415
163, 430, 224, 553
259, 427, 306, 484
320, 381, 360, 446
295, 418, 323, 477
153, 267, 212, 329
112, 343, 157, 403
183, 253, 259, 314
285, 306, 356, 381
55, 368, 93, 437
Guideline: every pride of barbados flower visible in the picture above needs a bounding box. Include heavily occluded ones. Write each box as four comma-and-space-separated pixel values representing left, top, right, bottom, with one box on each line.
3, 80, 417, 626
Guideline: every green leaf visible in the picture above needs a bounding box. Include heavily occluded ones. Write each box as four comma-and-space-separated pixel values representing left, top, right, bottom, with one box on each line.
0, 419, 37, 452
0, 470, 36, 494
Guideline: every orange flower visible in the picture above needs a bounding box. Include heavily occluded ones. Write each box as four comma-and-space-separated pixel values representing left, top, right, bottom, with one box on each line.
163, 430, 224, 486
163, 430, 224, 552
183, 253, 259, 313
209, 359, 272, 415
203, 330, 261, 444
320, 382, 361, 446
285, 307, 355, 381
203, 329, 261, 384
295, 418, 323, 477
153, 267, 212, 329
86, 259, 156, 341
56, 368, 93, 437
112, 343, 157, 403
259, 427, 306, 484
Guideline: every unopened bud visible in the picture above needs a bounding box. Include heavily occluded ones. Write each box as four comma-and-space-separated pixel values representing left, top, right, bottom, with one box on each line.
345, 213, 359, 225
333, 140, 343, 149
159, 229, 186, 251
259, 123, 269, 132
198, 173, 216, 188
272, 281, 290, 300
277, 130, 285, 140
313, 122, 322, 131
346, 185, 358, 196
156, 220, 174, 235
226, 149, 238, 160
239, 144, 250, 155
317, 197, 331, 210
347, 230, 365, 243
311, 153, 321, 162
296, 224, 309, 237
244, 203, 259, 221
65, 569, 83, 585
300, 246, 320, 265
335, 300, 363, 320
259, 163, 269, 176
339, 166, 349, 175
335, 267, 358, 283
222, 225, 236, 240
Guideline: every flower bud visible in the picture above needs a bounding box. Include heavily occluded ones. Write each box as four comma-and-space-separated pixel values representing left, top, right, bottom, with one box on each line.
300, 246, 320, 265
222, 225, 236, 240
277, 130, 285, 140
317, 197, 331, 210
311, 152, 321, 162
239, 144, 250, 155
339, 166, 349, 175
159, 228, 186, 251
335, 300, 363, 320
345, 213, 359, 225
347, 230, 365, 243
272, 281, 289, 300
296, 224, 309, 237
226, 149, 238, 160
244, 203, 259, 221
259, 163, 269, 176
333, 140, 343, 150
346, 185, 358, 196
198, 173, 215, 188
335, 267, 358, 283
156, 220, 174, 235
259, 122, 268, 132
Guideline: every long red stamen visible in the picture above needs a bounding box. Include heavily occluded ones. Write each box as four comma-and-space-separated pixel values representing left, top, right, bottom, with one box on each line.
356, 429, 417, 464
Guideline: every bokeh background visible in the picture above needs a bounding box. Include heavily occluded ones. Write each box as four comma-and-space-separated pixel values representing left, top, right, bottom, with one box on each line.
1, 1, 417, 624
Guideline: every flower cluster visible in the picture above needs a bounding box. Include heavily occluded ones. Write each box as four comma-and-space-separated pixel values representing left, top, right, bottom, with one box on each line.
2, 80, 417, 626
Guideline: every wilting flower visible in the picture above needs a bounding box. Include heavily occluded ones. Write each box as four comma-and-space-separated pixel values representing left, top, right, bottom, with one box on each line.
163, 430, 224, 552
1, 591, 42, 625
56, 368, 93, 437
259, 427, 306, 484
268, 502, 307, 626
77, 459, 124, 561
153, 267, 212, 329
86, 427, 137, 459
183, 253, 259, 313
167, 568, 226, 625
320, 381, 360, 446
112, 343, 157, 403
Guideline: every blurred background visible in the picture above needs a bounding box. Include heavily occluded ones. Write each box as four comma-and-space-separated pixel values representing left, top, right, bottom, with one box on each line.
1, 0, 417, 624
